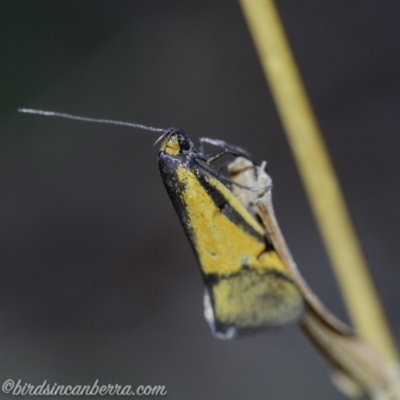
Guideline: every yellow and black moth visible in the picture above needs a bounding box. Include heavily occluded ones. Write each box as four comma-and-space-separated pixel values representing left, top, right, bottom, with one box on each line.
18, 109, 304, 339
158, 128, 304, 338
18, 107, 394, 400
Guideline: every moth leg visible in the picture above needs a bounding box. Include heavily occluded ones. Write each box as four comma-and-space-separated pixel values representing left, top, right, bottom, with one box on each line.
208, 159, 237, 172
206, 148, 242, 165
198, 137, 256, 163
196, 158, 269, 193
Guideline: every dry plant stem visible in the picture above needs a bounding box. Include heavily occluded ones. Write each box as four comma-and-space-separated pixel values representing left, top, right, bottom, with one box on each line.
229, 157, 399, 399
255, 183, 394, 399
239, 0, 399, 365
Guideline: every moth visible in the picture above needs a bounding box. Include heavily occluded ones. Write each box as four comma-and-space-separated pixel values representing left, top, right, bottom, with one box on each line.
17, 109, 304, 339
19, 109, 392, 396
157, 128, 304, 338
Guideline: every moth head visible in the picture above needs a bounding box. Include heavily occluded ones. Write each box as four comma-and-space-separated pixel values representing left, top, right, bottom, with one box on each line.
158, 128, 192, 156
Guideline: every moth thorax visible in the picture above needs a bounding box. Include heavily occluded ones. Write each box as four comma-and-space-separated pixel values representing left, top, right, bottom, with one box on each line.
161, 135, 181, 156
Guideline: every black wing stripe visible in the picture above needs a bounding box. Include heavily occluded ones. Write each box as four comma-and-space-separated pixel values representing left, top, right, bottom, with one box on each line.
195, 171, 265, 243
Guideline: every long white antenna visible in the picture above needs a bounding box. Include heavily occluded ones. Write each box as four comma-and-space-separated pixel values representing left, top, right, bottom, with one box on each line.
18, 108, 166, 133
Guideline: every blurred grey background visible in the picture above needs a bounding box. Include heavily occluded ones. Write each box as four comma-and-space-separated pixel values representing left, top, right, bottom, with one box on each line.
1, 1, 400, 399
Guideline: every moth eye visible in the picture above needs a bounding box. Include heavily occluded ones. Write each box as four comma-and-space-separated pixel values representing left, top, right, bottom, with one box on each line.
180, 136, 191, 151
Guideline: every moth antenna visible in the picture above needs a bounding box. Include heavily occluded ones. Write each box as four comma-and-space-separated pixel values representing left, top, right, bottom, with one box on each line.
18, 108, 166, 133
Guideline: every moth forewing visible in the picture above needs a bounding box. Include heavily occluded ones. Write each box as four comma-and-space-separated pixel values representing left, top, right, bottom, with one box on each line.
159, 134, 304, 339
